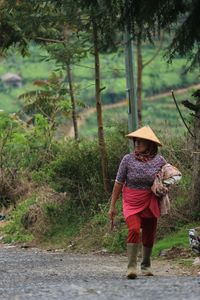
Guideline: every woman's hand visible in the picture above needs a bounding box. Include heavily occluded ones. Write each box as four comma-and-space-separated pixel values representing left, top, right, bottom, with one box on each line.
108, 205, 117, 220
108, 182, 122, 221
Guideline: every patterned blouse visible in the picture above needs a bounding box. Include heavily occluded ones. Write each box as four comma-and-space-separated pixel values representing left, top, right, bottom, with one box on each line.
116, 153, 167, 189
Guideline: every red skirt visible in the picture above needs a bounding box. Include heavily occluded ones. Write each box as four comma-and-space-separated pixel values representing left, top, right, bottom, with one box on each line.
122, 186, 160, 219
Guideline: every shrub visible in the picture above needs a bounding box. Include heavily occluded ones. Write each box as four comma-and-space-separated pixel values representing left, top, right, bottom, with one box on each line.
32, 123, 128, 210
1, 196, 36, 243
21, 187, 68, 237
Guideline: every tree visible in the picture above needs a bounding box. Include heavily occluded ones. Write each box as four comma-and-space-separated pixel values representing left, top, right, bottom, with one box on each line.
0, 1, 62, 53
182, 91, 200, 211
50, 0, 120, 194
66, 64, 79, 140
0, 0, 119, 194
45, 33, 88, 142
44, 0, 118, 193
76, 0, 120, 193
19, 73, 72, 138
0, 1, 87, 142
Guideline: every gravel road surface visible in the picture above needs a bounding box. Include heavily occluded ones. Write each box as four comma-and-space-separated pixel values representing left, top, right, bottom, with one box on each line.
0, 246, 200, 300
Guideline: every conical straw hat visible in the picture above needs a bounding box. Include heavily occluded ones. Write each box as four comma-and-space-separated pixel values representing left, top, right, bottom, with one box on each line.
125, 125, 162, 146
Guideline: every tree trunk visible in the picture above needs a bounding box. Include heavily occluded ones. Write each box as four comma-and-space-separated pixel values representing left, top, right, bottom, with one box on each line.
136, 32, 163, 127
92, 20, 109, 194
66, 64, 79, 141
192, 95, 200, 210
136, 36, 143, 126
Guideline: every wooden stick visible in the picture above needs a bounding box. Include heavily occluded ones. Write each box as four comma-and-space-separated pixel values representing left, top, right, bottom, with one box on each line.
171, 90, 194, 137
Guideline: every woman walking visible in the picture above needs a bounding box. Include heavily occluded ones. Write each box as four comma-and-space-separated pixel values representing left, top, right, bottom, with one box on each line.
108, 126, 167, 279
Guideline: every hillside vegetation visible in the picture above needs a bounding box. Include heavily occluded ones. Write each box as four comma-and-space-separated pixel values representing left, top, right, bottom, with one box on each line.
0, 43, 199, 116
79, 91, 194, 138
0, 122, 193, 254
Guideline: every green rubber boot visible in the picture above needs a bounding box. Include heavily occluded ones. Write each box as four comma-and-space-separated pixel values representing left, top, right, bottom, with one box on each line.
127, 243, 140, 279
141, 246, 154, 276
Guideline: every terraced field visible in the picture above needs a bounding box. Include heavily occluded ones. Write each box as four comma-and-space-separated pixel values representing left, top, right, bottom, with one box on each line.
78, 88, 195, 138
0, 43, 199, 115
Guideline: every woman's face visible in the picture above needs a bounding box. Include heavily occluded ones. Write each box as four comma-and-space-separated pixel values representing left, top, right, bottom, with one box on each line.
134, 138, 149, 153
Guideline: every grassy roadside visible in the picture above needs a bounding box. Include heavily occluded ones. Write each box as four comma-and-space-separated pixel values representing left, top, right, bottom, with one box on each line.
0, 197, 197, 261
0, 195, 199, 275
153, 224, 196, 257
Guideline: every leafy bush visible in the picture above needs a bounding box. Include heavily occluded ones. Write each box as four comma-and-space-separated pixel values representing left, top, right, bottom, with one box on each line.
40, 139, 104, 208
0, 111, 59, 171
0, 111, 61, 208
32, 122, 128, 210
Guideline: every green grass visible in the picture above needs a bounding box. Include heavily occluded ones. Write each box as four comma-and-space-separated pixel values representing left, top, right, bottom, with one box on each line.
153, 223, 199, 257
0, 197, 36, 244
88, 206, 197, 256
57, 200, 127, 253
70, 197, 198, 255
41, 208, 87, 249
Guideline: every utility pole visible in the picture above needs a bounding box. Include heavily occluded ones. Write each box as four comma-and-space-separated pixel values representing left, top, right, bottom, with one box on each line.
124, 30, 138, 133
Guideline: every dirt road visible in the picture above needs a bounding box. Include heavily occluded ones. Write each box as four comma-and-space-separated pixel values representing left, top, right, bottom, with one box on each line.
1, 245, 200, 300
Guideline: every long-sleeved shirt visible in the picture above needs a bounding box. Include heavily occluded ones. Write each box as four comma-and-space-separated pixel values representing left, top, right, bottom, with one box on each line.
116, 153, 166, 190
